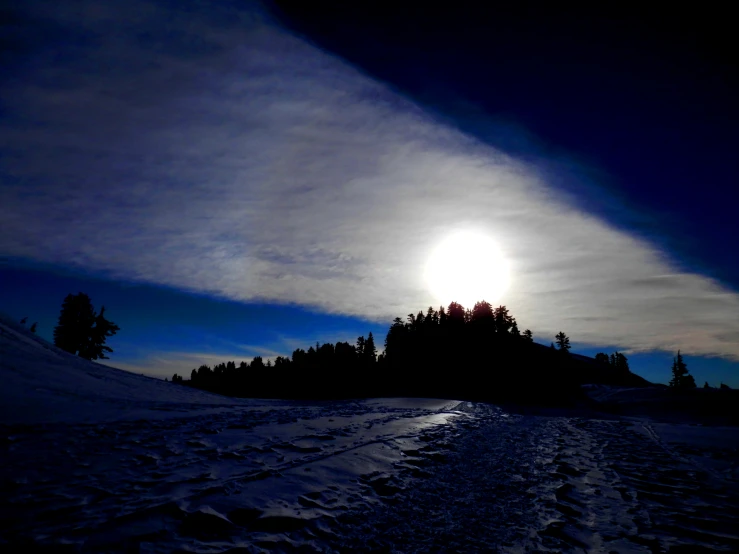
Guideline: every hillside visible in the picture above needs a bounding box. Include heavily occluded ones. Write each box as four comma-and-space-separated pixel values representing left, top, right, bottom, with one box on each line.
0, 313, 253, 425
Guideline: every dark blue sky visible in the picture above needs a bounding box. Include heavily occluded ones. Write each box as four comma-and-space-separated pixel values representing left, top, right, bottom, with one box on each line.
1, 1, 737, 386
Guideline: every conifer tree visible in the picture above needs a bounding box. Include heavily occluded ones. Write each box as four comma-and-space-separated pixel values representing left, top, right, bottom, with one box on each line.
53, 293, 96, 356
356, 336, 366, 358
612, 352, 629, 373
493, 305, 513, 333
522, 329, 533, 342
669, 351, 696, 389
555, 331, 571, 351
54, 294, 119, 360
81, 306, 120, 360
364, 332, 377, 363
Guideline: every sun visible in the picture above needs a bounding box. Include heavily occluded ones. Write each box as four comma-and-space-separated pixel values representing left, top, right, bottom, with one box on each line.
424, 231, 511, 309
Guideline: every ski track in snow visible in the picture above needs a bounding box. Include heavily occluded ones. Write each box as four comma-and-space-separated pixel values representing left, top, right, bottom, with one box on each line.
2, 404, 739, 553
2, 316, 739, 552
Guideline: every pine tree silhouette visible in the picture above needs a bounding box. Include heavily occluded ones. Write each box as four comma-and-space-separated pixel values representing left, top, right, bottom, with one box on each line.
555, 331, 571, 351
80, 306, 120, 360
364, 332, 377, 364
669, 351, 696, 389
53, 294, 119, 360
54, 293, 96, 356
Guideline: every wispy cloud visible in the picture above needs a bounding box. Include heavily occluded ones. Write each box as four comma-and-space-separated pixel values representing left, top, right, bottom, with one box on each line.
2, 0, 739, 360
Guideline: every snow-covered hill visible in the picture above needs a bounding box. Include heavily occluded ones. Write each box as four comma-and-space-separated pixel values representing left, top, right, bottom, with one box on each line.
2, 314, 738, 552
0, 313, 254, 424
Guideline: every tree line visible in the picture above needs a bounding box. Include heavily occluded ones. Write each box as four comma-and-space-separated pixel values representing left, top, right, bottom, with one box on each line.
35, 292, 725, 396
171, 332, 379, 398
172, 301, 605, 404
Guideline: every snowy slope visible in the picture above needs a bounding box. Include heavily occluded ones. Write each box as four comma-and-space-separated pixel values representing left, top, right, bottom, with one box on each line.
0, 313, 254, 424
2, 314, 738, 552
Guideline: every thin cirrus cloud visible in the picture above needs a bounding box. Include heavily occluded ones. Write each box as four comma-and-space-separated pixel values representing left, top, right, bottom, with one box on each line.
1, 0, 738, 361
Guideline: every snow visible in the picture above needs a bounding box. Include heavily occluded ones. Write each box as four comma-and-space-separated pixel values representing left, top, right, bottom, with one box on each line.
0, 313, 256, 425
2, 315, 739, 552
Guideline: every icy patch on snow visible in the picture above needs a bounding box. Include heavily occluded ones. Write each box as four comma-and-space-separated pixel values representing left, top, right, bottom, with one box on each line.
1, 399, 471, 551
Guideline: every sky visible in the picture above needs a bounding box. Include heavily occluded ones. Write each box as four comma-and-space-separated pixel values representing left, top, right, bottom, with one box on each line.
1, 1, 737, 386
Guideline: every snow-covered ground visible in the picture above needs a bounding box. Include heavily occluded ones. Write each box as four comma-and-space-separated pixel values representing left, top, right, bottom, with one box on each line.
2, 316, 738, 552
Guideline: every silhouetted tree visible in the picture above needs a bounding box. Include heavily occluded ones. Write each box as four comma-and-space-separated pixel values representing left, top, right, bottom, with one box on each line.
20, 316, 28, 325
669, 351, 696, 389
53, 293, 96, 356
356, 336, 366, 359
555, 332, 571, 351
522, 329, 533, 342
471, 301, 494, 324
80, 306, 120, 360
493, 305, 514, 334
704, 381, 710, 389
364, 332, 377, 364
30, 322, 37, 334
595, 351, 630, 373
720, 383, 731, 390
610, 352, 629, 373
446, 302, 465, 325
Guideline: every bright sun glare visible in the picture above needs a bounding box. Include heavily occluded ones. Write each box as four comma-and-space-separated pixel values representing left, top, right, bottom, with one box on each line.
424, 231, 511, 309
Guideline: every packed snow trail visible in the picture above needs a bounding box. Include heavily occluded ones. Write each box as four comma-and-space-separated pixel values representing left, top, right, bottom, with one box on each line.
331, 407, 739, 553
2, 317, 739, 552
3, 402, 739, 552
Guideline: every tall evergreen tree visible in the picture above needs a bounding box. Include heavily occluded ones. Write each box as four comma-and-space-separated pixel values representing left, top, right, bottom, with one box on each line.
669, 351, 696, 389
471, 301, 494, 323
522, 329, 533, 342
611, 352, 629, 373
80, 306, 120, 360
364, 332, 377, 364
446, 302, 465, 324
493, 305, 514, 334
53, 293, 96, 356
30, 322, 38, 334
356, 336, 366, 358
54, 294, 119, 360
555, 331, 571, 351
